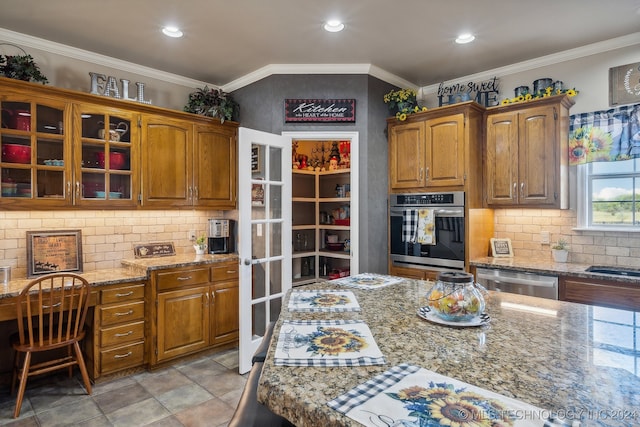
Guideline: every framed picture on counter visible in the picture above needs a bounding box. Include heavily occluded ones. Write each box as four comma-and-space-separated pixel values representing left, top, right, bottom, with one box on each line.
490, 238, 513, 258
27, 230, 83, 277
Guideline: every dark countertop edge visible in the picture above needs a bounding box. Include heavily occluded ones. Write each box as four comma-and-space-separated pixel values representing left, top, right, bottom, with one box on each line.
0, 254, 240, 300
470, 257, 640, 285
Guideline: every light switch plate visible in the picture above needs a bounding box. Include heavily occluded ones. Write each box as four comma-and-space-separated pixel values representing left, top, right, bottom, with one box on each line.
540, 231, 550, 244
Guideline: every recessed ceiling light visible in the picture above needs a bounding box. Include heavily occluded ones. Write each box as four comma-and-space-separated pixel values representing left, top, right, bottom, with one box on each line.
162, 26, 183, 38
324, 20, 344, 32
455, 33, 475, 44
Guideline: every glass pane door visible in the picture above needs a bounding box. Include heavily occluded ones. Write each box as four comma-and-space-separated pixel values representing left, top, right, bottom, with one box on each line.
238, 128, 290, 374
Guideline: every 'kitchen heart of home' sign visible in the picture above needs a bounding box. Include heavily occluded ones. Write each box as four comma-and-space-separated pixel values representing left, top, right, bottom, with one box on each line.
285, 99, 356, 123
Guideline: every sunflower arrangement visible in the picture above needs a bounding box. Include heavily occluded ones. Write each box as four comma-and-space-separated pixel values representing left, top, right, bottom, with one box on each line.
500, 86, 578, 106
384, 88, 428, 121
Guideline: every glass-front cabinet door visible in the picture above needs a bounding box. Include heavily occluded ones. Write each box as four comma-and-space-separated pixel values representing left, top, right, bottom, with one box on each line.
1, 96, 71, 206
73, 104, 138, 207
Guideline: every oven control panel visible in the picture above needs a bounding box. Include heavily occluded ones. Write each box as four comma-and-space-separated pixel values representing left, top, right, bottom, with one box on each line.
391, 192, 464, 207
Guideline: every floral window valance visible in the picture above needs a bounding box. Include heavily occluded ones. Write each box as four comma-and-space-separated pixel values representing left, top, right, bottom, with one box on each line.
569, 103, 640, 165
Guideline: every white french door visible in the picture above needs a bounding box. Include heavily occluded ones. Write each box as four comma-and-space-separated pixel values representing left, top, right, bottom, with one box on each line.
238, 127, 291, 374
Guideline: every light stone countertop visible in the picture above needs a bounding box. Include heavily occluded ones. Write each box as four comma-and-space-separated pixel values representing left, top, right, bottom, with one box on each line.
470, 257, 640, 285
0, 254, 239, 299
257, 279, 640, 427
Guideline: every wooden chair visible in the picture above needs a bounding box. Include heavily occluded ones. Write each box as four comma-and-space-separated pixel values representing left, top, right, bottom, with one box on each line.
11, 273, 92, 418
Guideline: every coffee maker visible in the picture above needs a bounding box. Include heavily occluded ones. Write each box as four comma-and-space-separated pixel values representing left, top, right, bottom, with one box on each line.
208, 219, 236, 254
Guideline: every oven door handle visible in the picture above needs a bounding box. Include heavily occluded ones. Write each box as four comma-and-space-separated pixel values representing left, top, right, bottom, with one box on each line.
390, 208, 462, 217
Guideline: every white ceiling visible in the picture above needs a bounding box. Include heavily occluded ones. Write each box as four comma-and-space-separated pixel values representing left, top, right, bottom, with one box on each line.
0, 0, 639, 89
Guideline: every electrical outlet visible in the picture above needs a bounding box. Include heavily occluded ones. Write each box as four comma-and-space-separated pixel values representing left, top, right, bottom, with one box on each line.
540, 231, 550, 245
188, 230, 196, 241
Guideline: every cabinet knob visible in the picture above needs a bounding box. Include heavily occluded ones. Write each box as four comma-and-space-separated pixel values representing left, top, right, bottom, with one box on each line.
520, 182, 524, 196
194, 187, 199, 200
425, 167, 429, 181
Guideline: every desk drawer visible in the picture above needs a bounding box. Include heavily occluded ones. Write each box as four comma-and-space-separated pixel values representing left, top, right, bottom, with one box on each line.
100, 341, 145, 374
211, 263, 239, 282
156, 268, 210, 291
101, 283, 145, 304
100, 320, 145, 347
100, 300, 145, 326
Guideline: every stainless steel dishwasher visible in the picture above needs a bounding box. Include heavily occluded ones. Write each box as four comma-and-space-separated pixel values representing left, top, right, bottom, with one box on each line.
475, 267, 558, 300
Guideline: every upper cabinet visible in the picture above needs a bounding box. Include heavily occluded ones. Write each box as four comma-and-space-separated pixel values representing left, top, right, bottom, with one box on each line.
140, 119, 237, 209
484, 95, 574, 208
387, 102, 485, 207
0, 77, 238, 210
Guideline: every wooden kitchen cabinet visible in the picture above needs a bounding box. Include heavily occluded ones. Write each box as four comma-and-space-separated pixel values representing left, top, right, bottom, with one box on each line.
559, 275, 640, 311
389, 265, 438, 281
150, 261, 239, 366
484, 95, 574, 208
140, 118, 237, 209
84, 281, 146, 381
0, 76, 238, 211
388, 102, 484, 197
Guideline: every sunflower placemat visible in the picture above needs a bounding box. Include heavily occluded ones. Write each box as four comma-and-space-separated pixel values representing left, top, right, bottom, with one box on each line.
274, 320, 386, 367
328, 364, 558, 427
288, 290, 360, 312
330, 273, 405, 290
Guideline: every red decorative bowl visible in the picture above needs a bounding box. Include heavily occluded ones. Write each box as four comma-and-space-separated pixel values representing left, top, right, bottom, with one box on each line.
97, 151, 126, 169
326, 242, 345, 251
2, 144, 31, 164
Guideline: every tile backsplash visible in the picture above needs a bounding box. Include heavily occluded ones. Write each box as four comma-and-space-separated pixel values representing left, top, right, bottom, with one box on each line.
493, 209, 640, 267
0, 210, 225, 279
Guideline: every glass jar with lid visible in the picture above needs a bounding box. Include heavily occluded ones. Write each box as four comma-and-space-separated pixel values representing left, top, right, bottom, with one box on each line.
426, 272, 486, 322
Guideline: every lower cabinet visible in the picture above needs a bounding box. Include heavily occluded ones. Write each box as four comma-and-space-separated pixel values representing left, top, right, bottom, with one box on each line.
389, 265, 439, 281
85, 281, 147, 381
150, 261, 239, 367
559, 275, 640, 311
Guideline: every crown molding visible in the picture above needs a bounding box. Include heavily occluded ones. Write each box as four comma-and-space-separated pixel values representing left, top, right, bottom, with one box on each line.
222, 63, 415, 92
0, 27, 216, 89
421, 32, 640, 95
3, 26, 638, 95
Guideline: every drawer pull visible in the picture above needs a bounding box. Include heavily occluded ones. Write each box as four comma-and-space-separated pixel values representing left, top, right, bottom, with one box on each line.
115, 310, 134, 317
114, 331, 133, 337
42, 302, 62, 309
113, 351, 133, 359
177, 276, 192, 281
115, 291, 134, 297
226, 270, 237, 274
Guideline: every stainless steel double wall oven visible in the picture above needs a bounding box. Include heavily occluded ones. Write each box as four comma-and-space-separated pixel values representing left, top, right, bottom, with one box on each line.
389, 192, 465, 272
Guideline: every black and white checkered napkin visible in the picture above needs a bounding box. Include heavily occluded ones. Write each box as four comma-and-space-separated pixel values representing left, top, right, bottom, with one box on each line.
328, 364, 571, 427
274, 319, 386, 367
402, 208, 418, 242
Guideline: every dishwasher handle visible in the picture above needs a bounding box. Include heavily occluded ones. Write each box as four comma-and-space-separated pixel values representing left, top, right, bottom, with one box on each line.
476, 270, 557, 288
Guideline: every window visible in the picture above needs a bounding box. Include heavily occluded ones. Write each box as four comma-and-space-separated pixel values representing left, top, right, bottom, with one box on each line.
578, 159, 640, 229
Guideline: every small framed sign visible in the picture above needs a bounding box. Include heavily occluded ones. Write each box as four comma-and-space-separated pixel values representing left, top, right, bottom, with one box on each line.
27, 230, 83, 277
490, 238, 514, 258
609, 62, 640, 106
251, 145, 261, 173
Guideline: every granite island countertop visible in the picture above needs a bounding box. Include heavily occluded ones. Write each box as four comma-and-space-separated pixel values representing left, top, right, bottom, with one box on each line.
257, 278, 640, 427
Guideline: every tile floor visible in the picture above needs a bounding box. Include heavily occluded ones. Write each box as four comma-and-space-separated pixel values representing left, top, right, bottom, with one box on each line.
0, 348, 247, 427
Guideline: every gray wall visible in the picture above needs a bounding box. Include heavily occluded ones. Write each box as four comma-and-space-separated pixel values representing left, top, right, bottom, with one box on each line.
232, 74, 397, 273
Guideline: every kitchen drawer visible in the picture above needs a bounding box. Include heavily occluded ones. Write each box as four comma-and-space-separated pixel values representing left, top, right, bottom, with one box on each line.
100, 341, 145, 375
156, 267, 210, 291
99, 300, 145, 326
100, 320, 145, 347
211, 262, 239, 282
101, 283, 145, 304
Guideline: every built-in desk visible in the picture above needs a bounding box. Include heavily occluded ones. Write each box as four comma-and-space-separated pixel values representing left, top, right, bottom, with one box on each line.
258, 279, 640, 427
